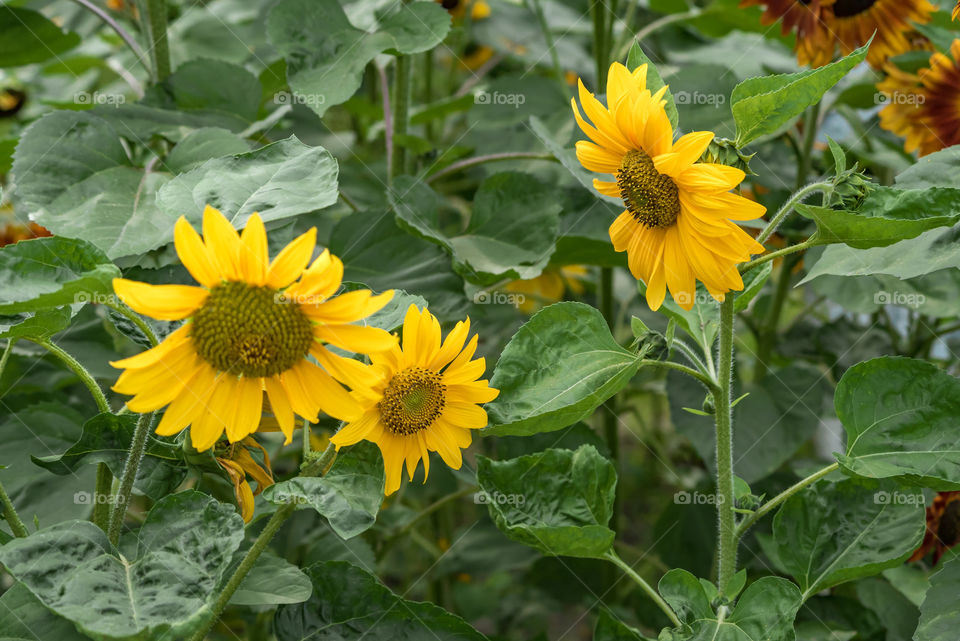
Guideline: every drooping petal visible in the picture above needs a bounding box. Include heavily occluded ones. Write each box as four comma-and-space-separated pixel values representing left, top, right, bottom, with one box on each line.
113, 279, 208, 321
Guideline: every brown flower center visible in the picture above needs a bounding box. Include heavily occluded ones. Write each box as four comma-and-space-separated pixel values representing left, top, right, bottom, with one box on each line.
378, 367, 446, 435
190, 281, 314, 378
832, 0, 877, 18
616, 149, 681, 229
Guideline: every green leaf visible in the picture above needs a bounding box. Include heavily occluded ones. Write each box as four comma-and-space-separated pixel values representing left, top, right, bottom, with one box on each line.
797, 186, 960, 249
229, 549, 312, 606
0, 583, 89, 641
658, 571, 802, 641
731, 42, 869, 147
155, 135, 339, 233
162, 127, 250, 173
267, 0, 450, 117
32, 412, 184, 500
0, 491, 244, 641
855, 577, 919, 641
162, 59, 262, 124
626, 43, 679, 129
274, 561, 488, 641
835, 357, 960, 489
262, 441, 384, 539
594, 609, 653, 640
0, 7, 80, 67
0, 308, 72, 341
0, 236, 119, 314
476, 445, 616, 559
915, 557, 960, 641
528, 116, 621, 206
391, 173, 561, 285
483, 302, 642, 437
772, 477, 925, 598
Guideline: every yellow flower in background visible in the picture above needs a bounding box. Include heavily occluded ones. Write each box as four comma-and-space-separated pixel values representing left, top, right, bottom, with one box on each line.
740, 0, 935, 68
435, 0, 490, 20
330, 305, 498, 495
954, 0, 959, 21
111, 205, 396, 451
571, 62, 765, 311
505, 265, 588, 313
879, 40, 960, 156
216, 437, 274, 522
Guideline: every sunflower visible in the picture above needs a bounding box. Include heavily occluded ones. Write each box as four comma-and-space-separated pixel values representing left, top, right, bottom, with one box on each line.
954, 0, 959, 21
504, 265, 588, 314
216, 437, 274, 522
571, 62, 765, 311
909, 491, 960, 565
329, 304, 498, 495
435, 0, 490, 21
879, 40, 960, 156
111, 205, 396, 451
741, 0, 935, 68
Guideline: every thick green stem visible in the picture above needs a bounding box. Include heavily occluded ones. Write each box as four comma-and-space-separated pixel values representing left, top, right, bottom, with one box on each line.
187, 443, 338, 641
754, 181, 831, 246
590, 0, 609, 85
0, 478, 28, 538
107, 301, 160, 348
795, 103, 820, 190
529, 0, 566, 93
106, 411, 154, 544
605, 550, 681, 627
391, 55, 412, 180
137, 0, 171, 83
715, 296, 737, 591
37, 340, 110, 413
92, 463, 113, 531
735, 462, 838, 538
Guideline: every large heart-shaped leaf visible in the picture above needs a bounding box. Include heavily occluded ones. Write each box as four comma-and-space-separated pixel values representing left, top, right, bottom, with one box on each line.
772, 477, 925, 598
391, 173, 561, 285
483, 302, 642, 437
262, 441, 384, 539
274, 561, 488, 640
0, 491, 244, 641
267, 0, 450, 117
835, 356, 960, 488
476, 445, 616, 559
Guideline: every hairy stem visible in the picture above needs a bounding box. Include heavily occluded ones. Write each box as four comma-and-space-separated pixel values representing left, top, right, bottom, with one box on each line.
37, 340, 110, 413
107, 301, 160, 348
605, 550, 681, 627
106, 411, 154, 544
754, 181, 831, 246
0, 478, 29, 538
600, 267, 620, 533
714, 296, 737, 591
735, 463, 839, 538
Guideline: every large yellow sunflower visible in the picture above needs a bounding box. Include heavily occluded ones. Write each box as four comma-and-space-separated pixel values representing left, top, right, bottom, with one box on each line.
111, 205, 396, 451
329, 304, 498, 495
571, 62, 765, 311
742, 0, 935, 68
879, 40, 960, 156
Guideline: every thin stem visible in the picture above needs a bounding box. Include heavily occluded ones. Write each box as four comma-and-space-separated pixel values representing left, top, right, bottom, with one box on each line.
740, 238, 818, 274
0, 478, 28, 538
187, 443, 338, 641
639, 359, 719, 393
671, 338, 714, 380
107, 301, 159, 348
302, 418, 311, 460
389, 486, 478, 540
426, 152, 556, 183
137, 0, 171, 83
754, 181, 831, 246
617, 8, 702, 60
714, 296, 737, 591
378, 64, 394, 182
600, 267, 620, 533
529, 0, 566, 94
391, 55, 412, 179
0, 338, 15, 384
795, 103, 820, 190
36, 340, 110, 413
69, 0, 149, 73
590, 0, 609, 86
735, 463, 838, 538
605, 550, 681, 628
106, 411, 154, 544
92, 463, 113, 532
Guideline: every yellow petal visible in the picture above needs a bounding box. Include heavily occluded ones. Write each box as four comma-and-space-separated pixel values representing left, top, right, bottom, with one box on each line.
303, 289, 394, 324
264, 376, 295, 444
174, 216, 222, 287
310, 344, 382, 391
110, 324, 190, 370
113, 279, 208, 321
228, 376, 263, 443
427, 318, 470, 371
442, 402, 489, 429
330, 411, 380, 448
294, 361, 362, 423
267, 228, 317, 289
155, 364, 217, 436
203, 205, 243, 281
314, 324, 398, 354
239, 213, 268, 286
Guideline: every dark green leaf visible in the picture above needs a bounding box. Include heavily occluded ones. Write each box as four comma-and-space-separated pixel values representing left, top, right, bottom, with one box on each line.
0, 7, 80, 67
732, 43, 869, 146
476, 445, 616, 559
484, 302, 642, 437
835, 356, 960, 488
229, 549, 312, 606
0, 308, 72, 341
0, 491, 244, 641
0, 236, 119, 314
274, 561, 488, 641
262, 441, 384, 539
772, 477, 925, 598
594, 609, 652, 640
915, 557, 960, 641
391, 173, 561, 285
0, 583, 89, 641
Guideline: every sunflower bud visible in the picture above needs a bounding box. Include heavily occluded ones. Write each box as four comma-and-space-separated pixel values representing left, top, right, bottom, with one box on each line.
699, 137, 756, 175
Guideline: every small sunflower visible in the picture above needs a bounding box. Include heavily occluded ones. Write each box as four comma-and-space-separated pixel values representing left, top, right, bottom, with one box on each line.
879, 40, 960, 156
435, 0, 490, 21
742, 0, 935, 68
909, 491, 960, 565
571, 62, 765, 311
216, 437, 274, 522
505, 265, 588, 314
111, 205, 396, 451
330, 304, 498, 495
